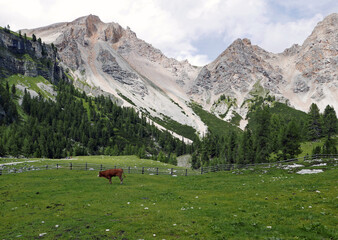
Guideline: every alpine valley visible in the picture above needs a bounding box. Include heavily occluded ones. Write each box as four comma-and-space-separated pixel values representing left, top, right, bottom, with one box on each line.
0, 13, 337, 162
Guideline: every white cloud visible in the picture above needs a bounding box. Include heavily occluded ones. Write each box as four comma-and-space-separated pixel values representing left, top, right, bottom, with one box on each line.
254, 14, 324, 53
0, 0, 336, 65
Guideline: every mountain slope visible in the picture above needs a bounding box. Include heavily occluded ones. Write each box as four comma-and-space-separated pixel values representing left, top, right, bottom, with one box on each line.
22, 15, 207, 138
21, 13, 338, 133
192, 13, 338, 123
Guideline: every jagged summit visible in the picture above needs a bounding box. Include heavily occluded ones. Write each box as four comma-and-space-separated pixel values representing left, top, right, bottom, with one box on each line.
21, 15, 206, 137
72, 14, 103, 24
20, 13, 337, 133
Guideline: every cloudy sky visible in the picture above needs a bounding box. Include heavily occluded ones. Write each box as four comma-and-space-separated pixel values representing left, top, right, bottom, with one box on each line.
0, 0, 337, 66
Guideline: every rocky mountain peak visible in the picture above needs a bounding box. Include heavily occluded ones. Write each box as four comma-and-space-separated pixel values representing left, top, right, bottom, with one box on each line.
20, 14, 337, 133
295, 13, 338, 86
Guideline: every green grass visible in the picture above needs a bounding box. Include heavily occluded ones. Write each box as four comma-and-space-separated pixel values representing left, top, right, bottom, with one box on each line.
230, 111, 242, 126
149, 115, 197, 141
117, 92, 136, 106
299, 136, 338, 157
0, 159, 337, 239
190, 102, 241, 136
4, 74, 55, 100
249, 79, 269, 97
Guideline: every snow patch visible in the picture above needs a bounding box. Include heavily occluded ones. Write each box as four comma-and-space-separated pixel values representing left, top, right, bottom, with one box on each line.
296, 169, 323, 174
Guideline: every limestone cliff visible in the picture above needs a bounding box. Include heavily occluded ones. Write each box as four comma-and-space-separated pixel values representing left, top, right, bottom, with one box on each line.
0, 28, 66, 84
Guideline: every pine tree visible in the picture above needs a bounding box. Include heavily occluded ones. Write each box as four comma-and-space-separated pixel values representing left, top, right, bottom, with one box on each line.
191, 152, 200, 169
238, 128, 254, 164
279, 120, 301, 159
253, 106, 271, 162
322, 137, 337, 154
11, 84, 16, 95
322, 105, 337, 138
268, 114, 281, 153
307, 103, 322, 140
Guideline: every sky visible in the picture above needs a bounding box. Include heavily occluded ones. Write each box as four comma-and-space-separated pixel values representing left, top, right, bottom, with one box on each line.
0, 0, 337, 66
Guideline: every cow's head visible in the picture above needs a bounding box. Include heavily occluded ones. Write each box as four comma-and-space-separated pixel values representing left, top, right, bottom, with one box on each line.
98, 171, 102, 177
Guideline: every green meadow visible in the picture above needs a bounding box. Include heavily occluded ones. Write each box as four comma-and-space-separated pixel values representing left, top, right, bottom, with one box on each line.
0, 157, 337, 239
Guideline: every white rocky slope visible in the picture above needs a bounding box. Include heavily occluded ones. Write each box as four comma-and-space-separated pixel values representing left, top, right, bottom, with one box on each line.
22, 13, 337, 134
22, 15, 207, 137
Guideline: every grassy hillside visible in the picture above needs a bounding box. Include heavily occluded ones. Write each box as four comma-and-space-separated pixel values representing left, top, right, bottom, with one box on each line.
1, 158, 336, 239
149, 114, 197, 141
299, 136, 338, 157
190, 102, 241, 136
4, 74, 55, 99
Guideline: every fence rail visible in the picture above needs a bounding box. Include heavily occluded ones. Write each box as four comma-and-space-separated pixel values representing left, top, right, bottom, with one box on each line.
0, 154, 337, 176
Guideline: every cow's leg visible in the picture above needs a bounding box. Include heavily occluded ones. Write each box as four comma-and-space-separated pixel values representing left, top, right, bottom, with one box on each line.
119, 175, 123, 184
109, 177, 112, 184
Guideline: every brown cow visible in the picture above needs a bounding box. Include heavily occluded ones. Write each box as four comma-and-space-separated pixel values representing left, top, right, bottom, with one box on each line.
98, 169, 126, 184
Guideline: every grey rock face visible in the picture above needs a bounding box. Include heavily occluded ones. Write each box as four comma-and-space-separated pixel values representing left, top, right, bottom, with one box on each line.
293, 76, 310, 93
190, 38, 283, 97
0, 29, 66, 84
97, 49, 137, 85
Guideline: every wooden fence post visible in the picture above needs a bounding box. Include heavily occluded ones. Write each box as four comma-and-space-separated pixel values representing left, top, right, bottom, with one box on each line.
201, 167, 203, 175
156, 168, 159, 175
56, 164, 58, 170
185, 169, 187, 176
142, 167, 144, 174
70, 163, 72, 170
114, 166, 116, 169
171, 168, 173, 175
128, 166, 130, 174
100, 164, 103, 171
85, 163, 88, 170
0, 168, 2, 176
46, 164, 48, 170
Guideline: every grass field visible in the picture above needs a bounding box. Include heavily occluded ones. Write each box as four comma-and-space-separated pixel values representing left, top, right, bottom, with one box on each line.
0, 158, 337, 239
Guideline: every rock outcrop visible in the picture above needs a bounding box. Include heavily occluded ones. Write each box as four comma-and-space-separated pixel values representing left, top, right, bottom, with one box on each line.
0, 28, 66, 84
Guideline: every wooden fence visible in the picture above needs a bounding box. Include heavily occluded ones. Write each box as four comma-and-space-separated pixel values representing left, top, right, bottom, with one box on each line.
0, 154, 337, 176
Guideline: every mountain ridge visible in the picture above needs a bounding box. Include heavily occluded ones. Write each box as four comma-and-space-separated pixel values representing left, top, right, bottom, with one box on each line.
21, 13, 338, 134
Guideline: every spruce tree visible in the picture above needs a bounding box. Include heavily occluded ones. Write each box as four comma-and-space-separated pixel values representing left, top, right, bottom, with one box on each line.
322, 105, 337, 138
307, 103, 322, 140
279, 120, 301, 159
253, 106, 271, 162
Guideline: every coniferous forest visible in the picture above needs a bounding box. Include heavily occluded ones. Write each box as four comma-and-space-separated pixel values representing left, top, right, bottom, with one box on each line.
0, 79, 189, 164
0, 77, 337, 167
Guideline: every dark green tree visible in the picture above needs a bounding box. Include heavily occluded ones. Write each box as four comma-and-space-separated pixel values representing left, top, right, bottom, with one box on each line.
191, 152, 200, 169
11, 84, 16, 95
307, 103, 322, 140
279, 120, 301, 159
32, 34, 36, 42
322, 137, 337, 154
322, 105, 337, 138
268, 114, 281, 153
253, 106, 271, 162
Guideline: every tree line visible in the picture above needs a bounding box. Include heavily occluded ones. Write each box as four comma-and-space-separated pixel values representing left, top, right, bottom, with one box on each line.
190, 100, 337, 169
0, 77, 336, 167
0, 79, 189, 164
